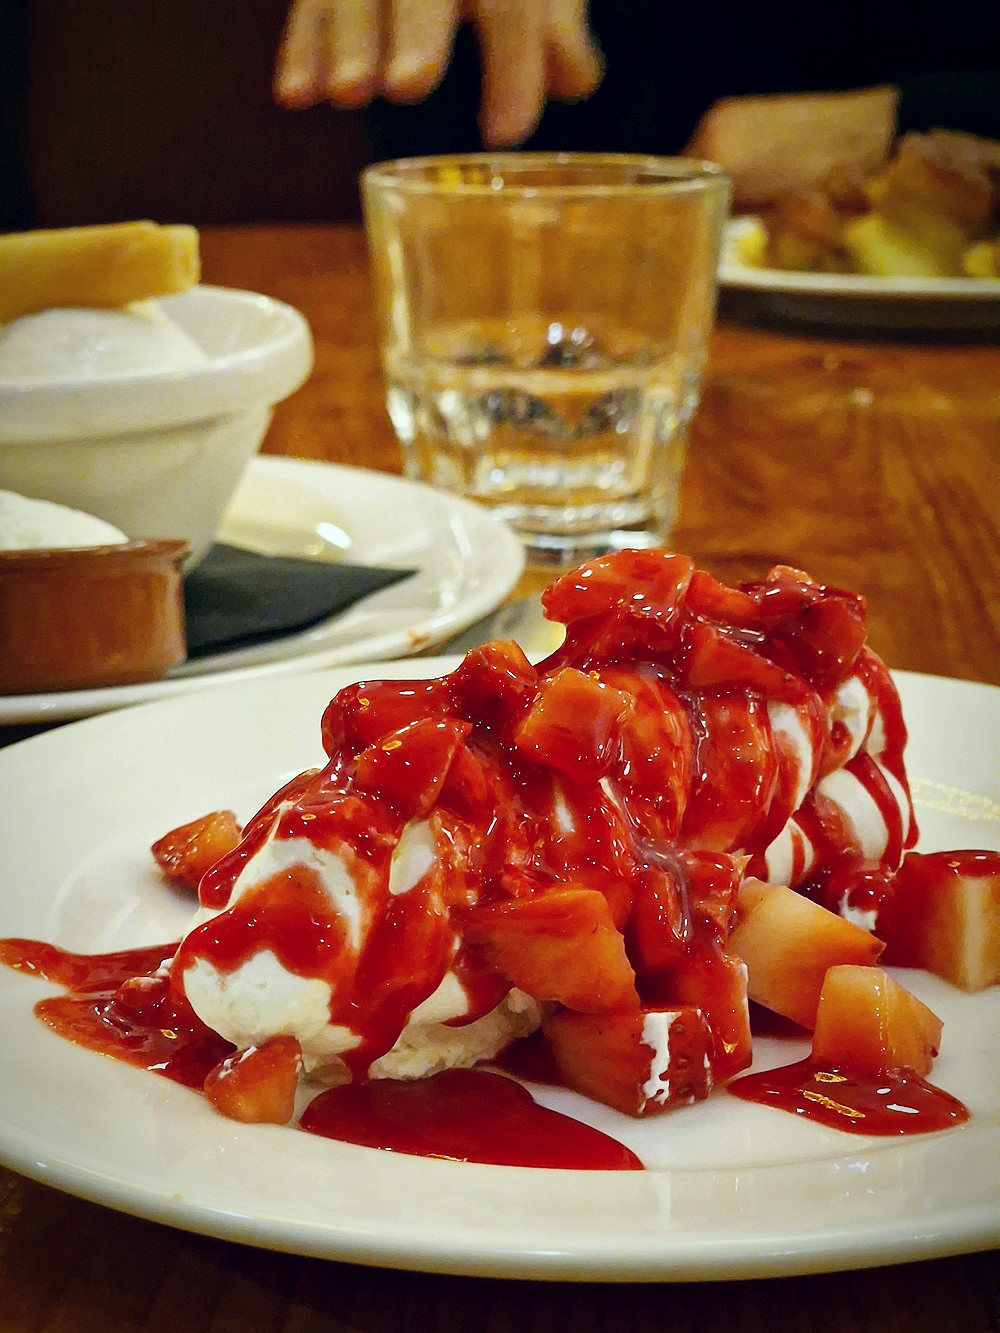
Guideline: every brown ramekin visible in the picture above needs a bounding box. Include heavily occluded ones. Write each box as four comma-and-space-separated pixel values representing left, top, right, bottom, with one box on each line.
0, 538, 189, 693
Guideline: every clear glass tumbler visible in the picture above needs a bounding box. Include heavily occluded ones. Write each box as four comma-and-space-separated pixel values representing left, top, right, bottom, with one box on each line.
362, 154, 730, 563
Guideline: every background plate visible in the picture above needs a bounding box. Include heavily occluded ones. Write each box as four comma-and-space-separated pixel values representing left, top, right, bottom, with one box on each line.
719, 218, 1000, 333
0, 458, 524, 725
0, 665, 997, 1281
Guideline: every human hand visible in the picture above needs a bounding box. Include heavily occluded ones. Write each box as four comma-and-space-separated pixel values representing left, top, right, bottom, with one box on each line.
273, 0, 603, 147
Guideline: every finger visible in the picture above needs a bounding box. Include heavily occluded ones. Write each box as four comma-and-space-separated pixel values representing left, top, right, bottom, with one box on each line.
275, 0, 382, 109
322, 0, 382, 106
471, 0, 547, 147
383, 0, 460, 102
545, 0, 603, 101
273, 0, 329, 107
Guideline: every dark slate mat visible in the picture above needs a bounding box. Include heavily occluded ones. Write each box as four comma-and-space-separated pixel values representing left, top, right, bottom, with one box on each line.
183, 544, 415, 657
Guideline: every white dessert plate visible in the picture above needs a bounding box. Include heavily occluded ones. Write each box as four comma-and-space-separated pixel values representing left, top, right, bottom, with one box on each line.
0, 457, 524, 725
719, 218, 1000, 332
0, 664, 997, 1282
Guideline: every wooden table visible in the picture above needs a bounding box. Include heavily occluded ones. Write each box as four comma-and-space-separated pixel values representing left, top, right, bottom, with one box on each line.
1, 226, 997, 1330
199, 225, 1000, 686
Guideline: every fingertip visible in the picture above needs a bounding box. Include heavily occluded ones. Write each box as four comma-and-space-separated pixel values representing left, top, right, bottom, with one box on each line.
273, 73, 318, 109
480, 100, 542, 149
323, 63, 380, 108
382, 56, 444, 104
547, 42, 604, 102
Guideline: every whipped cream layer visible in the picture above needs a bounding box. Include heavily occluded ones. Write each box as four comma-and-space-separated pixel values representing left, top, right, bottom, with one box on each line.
174, 800, 540, 1080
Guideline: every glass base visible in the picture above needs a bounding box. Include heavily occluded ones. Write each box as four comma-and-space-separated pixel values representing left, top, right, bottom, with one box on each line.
513, 524, 667, 569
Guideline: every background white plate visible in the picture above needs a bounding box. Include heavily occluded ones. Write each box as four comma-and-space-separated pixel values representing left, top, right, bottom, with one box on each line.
719, 218, 1000, 332
0, 665, 997, 1281
0, 458, 524, 725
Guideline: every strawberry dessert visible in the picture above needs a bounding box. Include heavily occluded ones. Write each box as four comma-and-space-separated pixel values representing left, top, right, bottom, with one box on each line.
2, 549, 997, 1165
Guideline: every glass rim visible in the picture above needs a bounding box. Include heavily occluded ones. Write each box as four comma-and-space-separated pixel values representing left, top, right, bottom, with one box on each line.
361, 152, 729, 197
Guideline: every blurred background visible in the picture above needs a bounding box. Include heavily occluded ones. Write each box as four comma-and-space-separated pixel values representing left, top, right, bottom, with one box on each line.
2, 0, 999, 233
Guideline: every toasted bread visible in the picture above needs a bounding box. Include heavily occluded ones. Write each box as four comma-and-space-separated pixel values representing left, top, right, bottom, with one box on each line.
687, 86, 899, 212
0, 221, 200, 324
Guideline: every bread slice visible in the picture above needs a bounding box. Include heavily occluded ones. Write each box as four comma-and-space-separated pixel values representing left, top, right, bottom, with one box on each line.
0, 220, 200, 323
686, 85, 899, 211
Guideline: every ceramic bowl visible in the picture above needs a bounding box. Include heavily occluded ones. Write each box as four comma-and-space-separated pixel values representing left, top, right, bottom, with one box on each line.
0, 286, 314, 567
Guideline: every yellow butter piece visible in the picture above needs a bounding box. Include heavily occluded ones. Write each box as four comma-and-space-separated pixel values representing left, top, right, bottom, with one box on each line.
841, 211, 964, 279
962, 239, 1000, 278
0, 221, 200, 323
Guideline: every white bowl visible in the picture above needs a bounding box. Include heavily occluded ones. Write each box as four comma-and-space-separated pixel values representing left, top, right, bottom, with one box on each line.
0, 285, 314, 566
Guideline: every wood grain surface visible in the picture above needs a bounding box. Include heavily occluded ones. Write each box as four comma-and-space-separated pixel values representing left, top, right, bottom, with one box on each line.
0, 225, 997, 1331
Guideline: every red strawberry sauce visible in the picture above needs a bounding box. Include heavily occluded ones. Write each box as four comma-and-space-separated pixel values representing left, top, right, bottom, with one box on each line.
730, 1060, 969, 1134
0, 552, 976, 1161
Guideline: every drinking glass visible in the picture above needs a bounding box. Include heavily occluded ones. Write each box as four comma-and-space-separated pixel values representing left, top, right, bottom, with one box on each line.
362, 154, 730, 563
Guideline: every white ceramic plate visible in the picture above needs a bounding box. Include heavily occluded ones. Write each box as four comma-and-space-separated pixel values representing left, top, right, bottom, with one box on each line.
0, 457, 524, 725
719, 218, 1000, 331
0, 663, 997, 1281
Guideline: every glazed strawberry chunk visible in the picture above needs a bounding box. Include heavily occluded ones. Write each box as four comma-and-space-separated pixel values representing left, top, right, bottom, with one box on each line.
151, 810, 241, 891
878, 850, 1000, 991
204, 1035, 303, 1124
463, 887, 639, 1014
542, 1006, 714, 1116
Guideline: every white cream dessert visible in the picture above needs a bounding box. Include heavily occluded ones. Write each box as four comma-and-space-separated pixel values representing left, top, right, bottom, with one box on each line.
167, 552, 917, 1104
0, 300, 207, 382
176, 803, 542, 1082
0, 489, 128, 549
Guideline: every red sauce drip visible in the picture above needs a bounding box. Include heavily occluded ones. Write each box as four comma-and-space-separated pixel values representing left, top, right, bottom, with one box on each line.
336, 880, 456, 1077
0, 937, 175, 991
0, 938, 232, 1088
300, 1067, 643, 1169
729, 1059, 969, 1135
181, 872, 352, 979
0, 937, 641, 1167
900, 848, 1000, 880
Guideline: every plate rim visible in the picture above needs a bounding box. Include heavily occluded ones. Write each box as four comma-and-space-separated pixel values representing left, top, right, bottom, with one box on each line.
0, 665, 997, 1281
719, 217, 1000, 301
0, 457, 525, 725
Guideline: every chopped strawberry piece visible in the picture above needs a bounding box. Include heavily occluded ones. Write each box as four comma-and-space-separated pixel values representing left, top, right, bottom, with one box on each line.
680, 850, 745, 949
543, 550, 695, 658
543, 549, 695, 631
542, 1005, 713, 1116
628, 867, 689, 973
601, 664, 693, 843
728, 879, 884, 1029
643, 952, 753, 1084
680, 620, 800, 699
679, 693, 778, 853
448, 640, 538, 729
203, 1035, 303, 1124
151, 810, 242, 891
628, 851, 741, 972
753, 566, 867, 686
463, 887, 639, 1013
878, 850, 1000, 991
321, 677, 452, 757
812, 965, 943, 1076
353, 716, 471, 819
684, 568, 760, 625
514, 667, 629, 780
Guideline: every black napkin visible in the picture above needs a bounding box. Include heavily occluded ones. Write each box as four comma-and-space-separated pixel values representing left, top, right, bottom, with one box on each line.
182, 544, 415, 657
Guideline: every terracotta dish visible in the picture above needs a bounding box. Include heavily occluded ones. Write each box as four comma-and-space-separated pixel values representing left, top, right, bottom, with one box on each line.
0, 538, 189, 693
